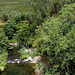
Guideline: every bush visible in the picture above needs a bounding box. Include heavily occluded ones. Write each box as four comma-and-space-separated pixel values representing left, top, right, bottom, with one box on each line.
20, 48, 29, 59
20, 14, 25, 21
15, 15, 21, 23
36, 3, 75, 75
2, 14, 8, 21
0, 28, 8, 69
0, 48, 8, 68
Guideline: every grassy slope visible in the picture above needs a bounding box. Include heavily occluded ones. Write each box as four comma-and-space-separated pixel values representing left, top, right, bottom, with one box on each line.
0, 0, 34, 19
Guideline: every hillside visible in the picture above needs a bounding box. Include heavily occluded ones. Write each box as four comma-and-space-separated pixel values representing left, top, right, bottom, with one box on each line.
0, 0, 33, 19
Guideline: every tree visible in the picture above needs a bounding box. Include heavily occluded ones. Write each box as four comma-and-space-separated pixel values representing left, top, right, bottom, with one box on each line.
35, 3, 75, 75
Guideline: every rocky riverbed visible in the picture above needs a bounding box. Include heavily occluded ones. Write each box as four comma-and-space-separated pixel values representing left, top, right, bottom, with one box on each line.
1, 43, 41, 75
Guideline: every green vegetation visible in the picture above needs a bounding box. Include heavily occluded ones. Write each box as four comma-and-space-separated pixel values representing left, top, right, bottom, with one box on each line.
0, 0, 33, 20
0, 28, 8, 68
0, 0, 75, 74
20, 48, 29, 59
3, 21, 16, 39
35, 3, 75, 75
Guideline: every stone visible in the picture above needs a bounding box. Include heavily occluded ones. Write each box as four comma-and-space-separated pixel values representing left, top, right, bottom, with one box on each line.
0, 67, 5, 72
31, 56, 41, 63
8, 47, 13, 49
14, 43, 18, 47
8, 43, 18, 47
35, 71, 40, 75
17, 61, 20, 63
17, 51, 20, 53
12, 61, 15, 63
14, 59, 18, 61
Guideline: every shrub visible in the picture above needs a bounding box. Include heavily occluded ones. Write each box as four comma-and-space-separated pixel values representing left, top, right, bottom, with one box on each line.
2, 14, 8, 21
36, 3, 75, 75
3, 21, 16, 39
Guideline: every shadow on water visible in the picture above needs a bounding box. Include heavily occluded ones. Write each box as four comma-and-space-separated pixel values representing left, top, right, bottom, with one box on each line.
1, 63, 35, 75
7, 47, 21, 60
1, 47, 36, 75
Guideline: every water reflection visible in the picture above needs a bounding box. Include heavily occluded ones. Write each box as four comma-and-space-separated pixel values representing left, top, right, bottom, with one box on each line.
1, 63, 35, 75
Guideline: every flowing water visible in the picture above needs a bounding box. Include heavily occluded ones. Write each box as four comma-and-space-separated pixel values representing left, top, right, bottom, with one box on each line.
1, 63, 35, 75
1, 47, 36, 75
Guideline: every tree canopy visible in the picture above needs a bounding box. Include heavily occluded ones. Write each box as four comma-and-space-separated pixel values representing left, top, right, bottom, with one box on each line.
35, 3, 75, 75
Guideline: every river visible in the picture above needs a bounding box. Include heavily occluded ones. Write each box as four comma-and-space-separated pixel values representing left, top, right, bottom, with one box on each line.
1, 47, 36, 75
1, 63, 35, 75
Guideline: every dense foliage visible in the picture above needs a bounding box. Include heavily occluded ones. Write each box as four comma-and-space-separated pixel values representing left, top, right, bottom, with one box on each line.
3, 21, 16, 39
0, 0, 75, 74
0, 28, 8, 68
35, 3, 75, 75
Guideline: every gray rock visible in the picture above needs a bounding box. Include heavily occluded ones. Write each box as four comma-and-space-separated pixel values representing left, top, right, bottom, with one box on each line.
7, 60, 12, 63
12, 61, 15, 63
14, 59, 18, 61
17, 61, 20, 63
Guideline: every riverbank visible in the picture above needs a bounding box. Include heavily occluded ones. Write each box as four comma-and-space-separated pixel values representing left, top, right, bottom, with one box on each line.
0, 44, 41, 75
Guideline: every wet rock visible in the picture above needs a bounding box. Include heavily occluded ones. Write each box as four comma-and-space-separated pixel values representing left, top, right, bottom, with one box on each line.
35, 71, 40, 75
7, 58, 26, 64
24, 56, 41, 63
17, 61, 20, 63
7, 60, 12, 63
0, 67, 5, 72
8, 43, 14, 45
31, 56, 41, 63
7, 56, 41, 64
8, 47, 13, 49
8, 43, 18, 47
23, 47, 32, 53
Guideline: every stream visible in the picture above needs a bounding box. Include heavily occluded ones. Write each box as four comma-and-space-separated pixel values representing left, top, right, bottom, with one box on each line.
1, 47, 36, 75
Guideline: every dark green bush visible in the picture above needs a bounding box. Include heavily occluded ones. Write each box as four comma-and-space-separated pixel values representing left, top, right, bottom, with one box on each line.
3, 21, 16, 39
2, 14, 8, 21
35, 3, 75, 75
0, 28, 8, 68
